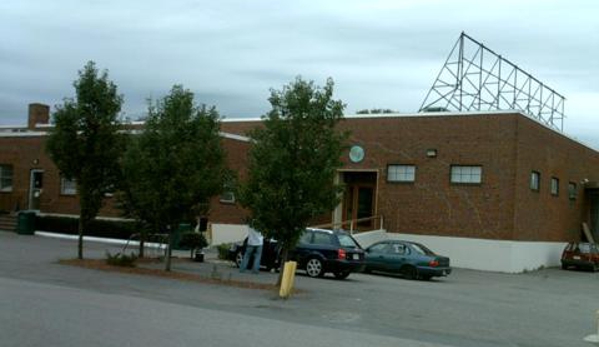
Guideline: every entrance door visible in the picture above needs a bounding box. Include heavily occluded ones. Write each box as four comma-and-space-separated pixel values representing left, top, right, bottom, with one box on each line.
342, 172, 377, 231
28, 170, 44, 210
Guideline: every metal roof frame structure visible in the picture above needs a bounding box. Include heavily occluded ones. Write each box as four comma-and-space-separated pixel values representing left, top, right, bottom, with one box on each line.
420, 32, 565, 131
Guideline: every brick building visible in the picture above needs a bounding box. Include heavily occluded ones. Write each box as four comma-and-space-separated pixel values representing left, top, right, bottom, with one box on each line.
2, 104, 599, 272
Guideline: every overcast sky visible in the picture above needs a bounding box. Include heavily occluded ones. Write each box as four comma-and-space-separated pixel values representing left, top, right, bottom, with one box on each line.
1, 1, 598, 145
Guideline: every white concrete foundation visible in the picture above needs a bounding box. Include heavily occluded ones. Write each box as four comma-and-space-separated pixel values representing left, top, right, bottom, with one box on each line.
353, 230, 567, 273
210, 224, 248, 245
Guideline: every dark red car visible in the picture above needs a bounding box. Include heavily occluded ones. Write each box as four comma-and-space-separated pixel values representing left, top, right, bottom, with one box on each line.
561, 242, 599, 272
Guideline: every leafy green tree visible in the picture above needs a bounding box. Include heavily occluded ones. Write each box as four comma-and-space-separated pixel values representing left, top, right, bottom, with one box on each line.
46, 61, 125, 259
240, 77, 347, 284
119, 85, 226, 271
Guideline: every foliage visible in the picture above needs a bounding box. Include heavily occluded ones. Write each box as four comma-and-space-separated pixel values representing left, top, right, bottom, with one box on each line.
217, 243, 233, 260
35, 215, 136, 240
178, 232, 208, 259
119, 85, 227, 270
46, 61, 125, 259
239, 77, 347, 283
105, 251, 138, 267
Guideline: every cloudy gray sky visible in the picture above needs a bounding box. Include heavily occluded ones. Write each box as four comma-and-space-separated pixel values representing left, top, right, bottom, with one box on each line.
1, 1, 598, 145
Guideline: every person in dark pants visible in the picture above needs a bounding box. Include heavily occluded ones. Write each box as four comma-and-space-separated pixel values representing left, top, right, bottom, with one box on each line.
240, 225, 263, 274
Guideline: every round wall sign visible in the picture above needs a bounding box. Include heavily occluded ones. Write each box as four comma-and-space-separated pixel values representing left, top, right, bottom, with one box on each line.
349, 145, 365, 163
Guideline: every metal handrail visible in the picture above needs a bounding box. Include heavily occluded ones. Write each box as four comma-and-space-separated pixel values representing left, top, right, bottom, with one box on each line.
310, 215, 384, 234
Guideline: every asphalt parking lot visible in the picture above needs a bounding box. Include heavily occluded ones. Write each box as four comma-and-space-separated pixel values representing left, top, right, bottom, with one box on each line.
0, 231, 597, 347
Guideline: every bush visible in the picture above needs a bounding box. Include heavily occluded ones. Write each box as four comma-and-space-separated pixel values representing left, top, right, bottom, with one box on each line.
217, 243, 232, 260
106, 251, 138, 267
178, 232, 208, 259
35, 215, 136, 240
178, 232, 208, 250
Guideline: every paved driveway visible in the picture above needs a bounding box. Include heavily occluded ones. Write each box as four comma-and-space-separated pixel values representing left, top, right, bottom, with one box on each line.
0, 231, 597, 347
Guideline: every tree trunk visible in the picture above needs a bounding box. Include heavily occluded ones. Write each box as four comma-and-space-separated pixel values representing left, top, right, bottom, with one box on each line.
139, 231, 145, 258
165, 229, 173, 271
77, 217, 84, 260
276, 247, 289, 287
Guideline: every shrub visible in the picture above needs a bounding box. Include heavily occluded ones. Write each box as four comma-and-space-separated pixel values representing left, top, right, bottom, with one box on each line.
217, 243, 232, 260
178, 232, 208, 258
106, 251, 138, 267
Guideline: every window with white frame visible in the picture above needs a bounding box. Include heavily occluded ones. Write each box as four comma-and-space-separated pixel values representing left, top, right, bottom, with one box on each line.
550, 177, 559, 196
387, 164, 416, 182
530, 171, 540, 191
0, 164, 13, 192
568, 182, 577, 200
220, 181, 235, 203
60, 177, 77, 195
450, 165, 482, 184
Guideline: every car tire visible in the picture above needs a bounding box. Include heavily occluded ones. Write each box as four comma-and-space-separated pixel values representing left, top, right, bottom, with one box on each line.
235, 252, 243, 268
363, 267, 372, 274
561, 263, 567, 270
333, 271, 351, 280
403, 266, 418, 280
305, 257, 325, 278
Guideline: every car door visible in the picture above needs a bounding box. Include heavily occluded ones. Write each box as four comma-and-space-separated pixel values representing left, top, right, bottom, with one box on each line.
366, 242, 390, 271
289, 230, 313, 266
385, 242, 409, 272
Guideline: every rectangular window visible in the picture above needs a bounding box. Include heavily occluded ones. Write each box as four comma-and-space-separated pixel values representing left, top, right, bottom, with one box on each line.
530, 171, 540, 191
550, 177, 559, 196
387, 164, 416, 182
220, 181, 235, 203
0, 165, 13, 192
568, 182, 577, 200
60, 177, 77, 195
450, 165, 482, 184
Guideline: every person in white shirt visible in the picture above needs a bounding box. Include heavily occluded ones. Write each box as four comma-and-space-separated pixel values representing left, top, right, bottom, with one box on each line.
240, 225, 264, 274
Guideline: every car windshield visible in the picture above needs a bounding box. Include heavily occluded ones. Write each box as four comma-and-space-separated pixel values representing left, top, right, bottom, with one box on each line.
337, 234, 359, 248
410, 243, 436, 256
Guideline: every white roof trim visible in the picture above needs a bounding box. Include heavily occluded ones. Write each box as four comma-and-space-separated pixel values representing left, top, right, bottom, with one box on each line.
0, 131, 48, 138
219, 132, 251, 142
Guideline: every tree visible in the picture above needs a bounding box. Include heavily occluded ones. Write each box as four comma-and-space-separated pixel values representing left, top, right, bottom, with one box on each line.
119, 85, 226, 271
46, 61, 125, 259
240, 77, 347, 285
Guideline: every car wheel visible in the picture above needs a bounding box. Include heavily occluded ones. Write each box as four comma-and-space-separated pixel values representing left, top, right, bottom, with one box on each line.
305, 258, 324, 278
403, 266, 418, 280
561, 263, 567, 270
363, 267, 372, 274
333, 271, 351, 280
235, 252, 243, 268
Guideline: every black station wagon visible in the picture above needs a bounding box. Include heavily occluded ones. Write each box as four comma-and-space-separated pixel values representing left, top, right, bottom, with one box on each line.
288, 228, 365, 279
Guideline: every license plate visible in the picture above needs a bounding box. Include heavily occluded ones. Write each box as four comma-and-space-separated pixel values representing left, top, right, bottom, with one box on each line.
573, 256, 581, 260
352, 254, 360, 260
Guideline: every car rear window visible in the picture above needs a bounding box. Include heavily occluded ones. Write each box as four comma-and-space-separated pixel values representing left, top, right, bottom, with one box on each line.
337, 234, 359, 248
410, 243, 435, 256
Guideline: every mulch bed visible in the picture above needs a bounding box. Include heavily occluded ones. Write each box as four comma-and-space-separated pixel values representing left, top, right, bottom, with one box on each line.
59, 258, 279, 291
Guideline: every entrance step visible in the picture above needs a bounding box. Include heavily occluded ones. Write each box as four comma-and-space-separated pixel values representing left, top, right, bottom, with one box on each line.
0, 214, 17, 232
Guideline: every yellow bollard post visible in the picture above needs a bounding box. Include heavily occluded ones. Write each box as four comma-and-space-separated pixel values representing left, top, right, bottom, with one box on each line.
279, 261, 297, 299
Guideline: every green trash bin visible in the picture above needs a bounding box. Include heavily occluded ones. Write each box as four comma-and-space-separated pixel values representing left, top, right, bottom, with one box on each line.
17, 211, 36, 235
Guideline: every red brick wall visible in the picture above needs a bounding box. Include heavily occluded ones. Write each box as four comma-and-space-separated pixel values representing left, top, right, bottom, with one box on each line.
0, 134, 251, 224
513, 116, 599, 241
222, 113, 599, 242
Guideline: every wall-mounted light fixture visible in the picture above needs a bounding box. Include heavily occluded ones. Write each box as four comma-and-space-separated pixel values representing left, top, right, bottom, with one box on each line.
32, 159, 39, 165
426, 149, 437, 158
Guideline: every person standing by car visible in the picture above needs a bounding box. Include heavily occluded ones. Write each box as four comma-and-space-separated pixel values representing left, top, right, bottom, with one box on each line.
240, 225, 263, 274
